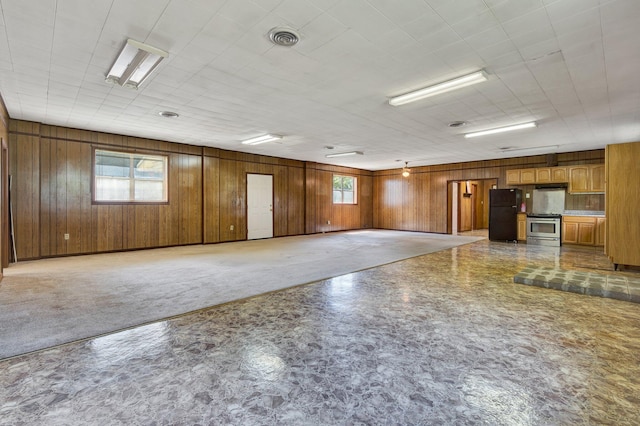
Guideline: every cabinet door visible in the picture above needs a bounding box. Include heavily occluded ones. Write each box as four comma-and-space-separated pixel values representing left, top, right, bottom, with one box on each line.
517, 215, 527, 241
577, 222, 596, 245
595, 217, 606, 246
551, 167, 568, 183
520, 168, 536, 184
590, 164, 605, 192
535, 168, 551, 183
506, 170, 520, 185
562, 221, 579, 244
568, 166, 589, 193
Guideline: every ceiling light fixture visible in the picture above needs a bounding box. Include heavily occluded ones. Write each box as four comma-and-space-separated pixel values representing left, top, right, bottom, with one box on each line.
158, 111, 179, 118
325, 151, 363, 158
241, 134, 283, 145
106, 39, 168, 89
389, 70, 488, 106
498, 144, 558, 153
402, 162, 410, 177
464, 121, 537, 138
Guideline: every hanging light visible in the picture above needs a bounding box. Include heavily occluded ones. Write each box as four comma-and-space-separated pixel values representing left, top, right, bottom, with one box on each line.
402, 161, 410, 177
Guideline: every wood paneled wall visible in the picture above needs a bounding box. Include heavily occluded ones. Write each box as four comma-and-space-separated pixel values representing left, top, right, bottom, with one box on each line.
0, 95, 9, 272
304, 162, 373, 234
10, 122, 204, 260
8, 117, 608, 261
9, 120, 368, 260
373, 150, 605, 233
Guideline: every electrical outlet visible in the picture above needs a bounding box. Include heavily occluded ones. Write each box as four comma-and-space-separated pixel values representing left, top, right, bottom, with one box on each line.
230, 225, 234, 231
327, 220, 331, 225
526, 193, 530, 199
64, 233, 70, 240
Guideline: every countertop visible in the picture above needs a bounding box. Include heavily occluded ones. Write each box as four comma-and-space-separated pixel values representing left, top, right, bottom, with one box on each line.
563, 210, 605, 217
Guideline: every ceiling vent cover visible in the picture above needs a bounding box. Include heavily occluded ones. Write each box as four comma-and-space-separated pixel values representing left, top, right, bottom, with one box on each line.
269, 27, 300, 47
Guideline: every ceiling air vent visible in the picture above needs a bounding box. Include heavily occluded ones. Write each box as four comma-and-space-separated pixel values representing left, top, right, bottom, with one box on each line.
269, 27, 300, 47
448, 121, 467, 128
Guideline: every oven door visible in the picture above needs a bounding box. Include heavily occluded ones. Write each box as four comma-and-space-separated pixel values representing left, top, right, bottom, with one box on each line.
526, 217, 561, 246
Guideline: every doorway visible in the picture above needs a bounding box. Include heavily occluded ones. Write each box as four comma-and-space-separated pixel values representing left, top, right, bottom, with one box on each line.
447, 178, 497, 235
247, 174, 273, 240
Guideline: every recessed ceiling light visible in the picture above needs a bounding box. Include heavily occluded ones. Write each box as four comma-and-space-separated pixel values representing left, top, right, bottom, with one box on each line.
241, 134, 283, 145
464, 122, 537, 138
325, 151, 363, 158
158, 111, 179, 118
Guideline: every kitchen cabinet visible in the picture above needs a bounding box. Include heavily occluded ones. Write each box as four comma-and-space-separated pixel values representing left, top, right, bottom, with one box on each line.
517, 213, 527, 241
535, 168, 551, 182
568, 164, 605, 194
520, 168, 536, 184
551, 167, 568, 183
506, 164, 602, 190
596, 217, 606, 247
606, 141, 640, 268
562, 216, 598, 246
591, 164, 605, 192
506, 169, 521, 185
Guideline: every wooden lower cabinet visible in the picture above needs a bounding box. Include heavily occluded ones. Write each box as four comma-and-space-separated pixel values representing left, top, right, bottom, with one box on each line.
517, 213, 527, 241
562, 216, 604, 246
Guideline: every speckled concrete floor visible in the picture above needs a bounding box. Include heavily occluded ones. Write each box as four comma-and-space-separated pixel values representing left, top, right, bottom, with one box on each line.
1, 240, 639, 425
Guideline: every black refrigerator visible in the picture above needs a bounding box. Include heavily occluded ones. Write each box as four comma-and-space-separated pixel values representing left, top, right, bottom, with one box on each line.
489, 189, 522, 242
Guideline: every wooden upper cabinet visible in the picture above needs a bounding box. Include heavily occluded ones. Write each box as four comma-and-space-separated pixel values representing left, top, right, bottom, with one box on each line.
550, 167, 568, 183
568, 164, 605, 193
535, 167, 551, 183
506, 169, 521, 185
520, 168, 536, 184
568, 166, 590, 192
591, 164, 605, 192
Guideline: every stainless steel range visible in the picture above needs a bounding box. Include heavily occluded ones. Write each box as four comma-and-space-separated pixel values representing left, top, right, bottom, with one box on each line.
527, 214, 562, 246
526, 186, 565, 247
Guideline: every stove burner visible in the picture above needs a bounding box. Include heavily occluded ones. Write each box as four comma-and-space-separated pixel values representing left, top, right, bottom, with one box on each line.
527, 213, 562, 218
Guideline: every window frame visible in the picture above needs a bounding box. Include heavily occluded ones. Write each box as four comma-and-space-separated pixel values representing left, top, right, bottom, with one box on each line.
332, 174, 358, 205
92, 147, 169, 205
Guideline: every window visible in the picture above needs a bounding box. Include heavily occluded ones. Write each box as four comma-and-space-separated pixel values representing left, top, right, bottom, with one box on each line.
333, 175, 357, 204
94, 149, 168, 203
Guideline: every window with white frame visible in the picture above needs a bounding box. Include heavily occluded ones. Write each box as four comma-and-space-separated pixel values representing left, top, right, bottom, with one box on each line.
333, 175, 357, 204
94, 149, 168, 203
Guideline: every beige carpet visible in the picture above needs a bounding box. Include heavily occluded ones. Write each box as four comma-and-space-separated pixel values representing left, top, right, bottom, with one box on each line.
0, 230, 484, 359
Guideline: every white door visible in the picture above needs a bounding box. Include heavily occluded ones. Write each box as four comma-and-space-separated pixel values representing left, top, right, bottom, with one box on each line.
247, 174, 273, 240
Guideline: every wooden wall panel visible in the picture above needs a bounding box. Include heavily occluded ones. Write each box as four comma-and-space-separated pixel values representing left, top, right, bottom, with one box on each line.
373, 151, 605, 233
287, 166, 305, 235
0, 96, 8, 271
9, 130, 40, 260
203, 155, 220, 243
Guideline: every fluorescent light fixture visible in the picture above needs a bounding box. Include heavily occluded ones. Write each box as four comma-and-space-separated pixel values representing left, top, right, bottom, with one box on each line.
106, 39, 168, 89
389, 70, 487, 106
325, 151, 363, 158
241, 134, 283, 145
464, 122, 537, 139
499, 144, 558, 153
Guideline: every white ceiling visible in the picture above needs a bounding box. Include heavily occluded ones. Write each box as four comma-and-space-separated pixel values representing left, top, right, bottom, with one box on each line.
0, 0, 638, 170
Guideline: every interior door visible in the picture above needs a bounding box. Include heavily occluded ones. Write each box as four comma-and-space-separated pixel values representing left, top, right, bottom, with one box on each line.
247, 174, 273, 240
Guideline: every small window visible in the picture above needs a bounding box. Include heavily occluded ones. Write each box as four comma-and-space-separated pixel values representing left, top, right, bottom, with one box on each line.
94, 149, 168, 203
333, 175, 357, 204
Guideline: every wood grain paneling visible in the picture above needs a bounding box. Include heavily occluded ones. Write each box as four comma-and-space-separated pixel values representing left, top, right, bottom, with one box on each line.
606, 141, 640, 267
374, 151, 605, 233
9, 130, 40, 260
0, 96, 8, 272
